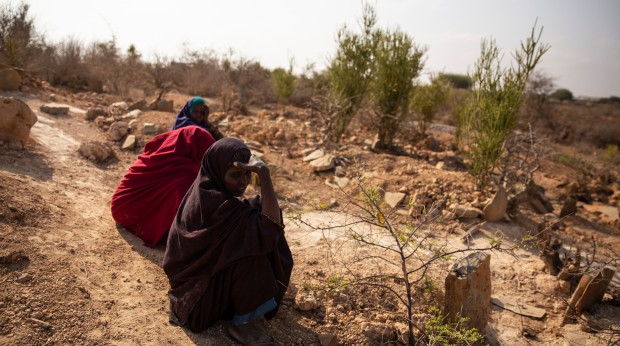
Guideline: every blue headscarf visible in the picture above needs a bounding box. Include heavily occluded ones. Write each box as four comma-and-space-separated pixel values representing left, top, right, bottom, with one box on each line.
171, 97, 208, 131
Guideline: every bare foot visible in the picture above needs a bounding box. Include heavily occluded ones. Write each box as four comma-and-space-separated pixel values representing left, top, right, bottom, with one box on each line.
225, 321, 275, 345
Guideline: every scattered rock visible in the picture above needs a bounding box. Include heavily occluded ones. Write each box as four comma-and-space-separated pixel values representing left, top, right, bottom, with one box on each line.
334, 166, 346, 177
121, 135, 136, 150
40, 103, 70, 116
108, 121, 129, 141
582, 203, 619, 221
17, 273, 33, 283
78, 141, 114, 162
303, 149, 324, 162
310, 155, 334, 172
149, 99, 173, 112
450, 204, 482, 219
560, 197, 577, 218
384, 192, 406, 208
108, 102, 128, 117
85, 107, 106, 121
483, 186, 508, 222
120, 109, 142, 121
128, 99, 147, 111
363, 324, 397, 343
318, 333, 338, 346
295, 291, 321, 311
143, 123, 158, 135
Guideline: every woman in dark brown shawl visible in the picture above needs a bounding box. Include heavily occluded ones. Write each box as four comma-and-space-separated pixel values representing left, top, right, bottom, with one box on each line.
163, 138, 293, 345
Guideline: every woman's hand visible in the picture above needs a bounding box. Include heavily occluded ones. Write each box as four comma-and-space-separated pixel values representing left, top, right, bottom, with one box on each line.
233, 155, 269, 176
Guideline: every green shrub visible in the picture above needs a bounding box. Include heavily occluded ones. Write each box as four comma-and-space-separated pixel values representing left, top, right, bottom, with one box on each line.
549, 88, 573, 101
371, 29, 425, 149
437, 73, 472, 89
456, 22, 549, 189
410, 75, 449, 134
326, 3, 378, 143
424, 306, 484, 346
596, 95, 620, 104
271, 63, 296, 105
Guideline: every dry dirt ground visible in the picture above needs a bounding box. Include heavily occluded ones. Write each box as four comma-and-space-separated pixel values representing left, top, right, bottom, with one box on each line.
1, 87, 619, 345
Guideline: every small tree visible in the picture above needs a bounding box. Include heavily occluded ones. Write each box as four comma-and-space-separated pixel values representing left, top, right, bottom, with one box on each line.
549, 88, 573, 101
371, 29, 425, 149
326, 3, 378, 143
522, 70, 555, 126
456, 22, 550, 189
271, 61, 296, 106
437, 73, 472, 89
410, 75, 449, 135
0, 2, 39, 68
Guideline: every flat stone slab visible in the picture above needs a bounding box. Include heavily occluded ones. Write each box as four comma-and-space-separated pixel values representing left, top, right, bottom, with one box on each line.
40, 103, 70, 115
491, 295, 546, 319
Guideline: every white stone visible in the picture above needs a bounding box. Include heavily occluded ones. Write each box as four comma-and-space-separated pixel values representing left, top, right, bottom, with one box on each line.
385, 192, 406, 208
143, 123, 158, 135
310, 154, 334, 172
121, 135, 136, 150
303, 149, 324, 162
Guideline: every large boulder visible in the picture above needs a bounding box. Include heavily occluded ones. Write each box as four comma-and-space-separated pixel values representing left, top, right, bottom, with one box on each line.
0, 67, 21, 90
0, 97, 37, 147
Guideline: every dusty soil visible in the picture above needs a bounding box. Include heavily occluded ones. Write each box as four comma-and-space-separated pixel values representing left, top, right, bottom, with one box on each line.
1, 87, 619, 345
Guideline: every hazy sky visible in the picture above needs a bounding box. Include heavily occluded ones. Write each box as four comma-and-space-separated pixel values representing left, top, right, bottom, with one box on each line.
21, 0, 620, 98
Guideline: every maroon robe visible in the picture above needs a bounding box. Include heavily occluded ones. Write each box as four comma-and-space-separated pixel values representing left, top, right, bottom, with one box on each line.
162, 138, 293, 331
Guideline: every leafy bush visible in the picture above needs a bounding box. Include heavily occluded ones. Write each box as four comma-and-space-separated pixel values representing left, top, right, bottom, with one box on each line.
0, 2, 40, 68
271, 63, 296, 105
549, 88, 573, 101
596, 95, 620, 104
371, 29, 425, 149
423, 306, 484, 346
437, 73, 472, 89
410, 75, 450, 134
326, 3, 377, 142
456, 22, 549, 189
50, 38, 88, 90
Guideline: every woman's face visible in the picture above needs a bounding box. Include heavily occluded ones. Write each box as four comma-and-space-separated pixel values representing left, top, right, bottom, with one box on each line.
191, 104, 209, 123
223, 166, 251, 197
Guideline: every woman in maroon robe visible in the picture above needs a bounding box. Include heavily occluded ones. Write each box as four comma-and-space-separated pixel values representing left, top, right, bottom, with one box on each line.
163, 138, 293, 345
111, 126, 215, 247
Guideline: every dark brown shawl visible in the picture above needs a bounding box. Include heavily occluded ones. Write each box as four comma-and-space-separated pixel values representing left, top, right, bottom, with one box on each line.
162, 138, 293, 325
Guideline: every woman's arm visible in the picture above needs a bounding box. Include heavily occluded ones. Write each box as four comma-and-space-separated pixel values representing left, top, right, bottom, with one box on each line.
234, 156, 281, 224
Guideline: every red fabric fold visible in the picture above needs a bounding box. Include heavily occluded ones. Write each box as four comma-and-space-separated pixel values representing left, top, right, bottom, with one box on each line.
111, 126, 215, 247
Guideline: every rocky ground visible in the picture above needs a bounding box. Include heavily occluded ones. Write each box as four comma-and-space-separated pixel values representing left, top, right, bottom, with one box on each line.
1, 85, 619, 345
